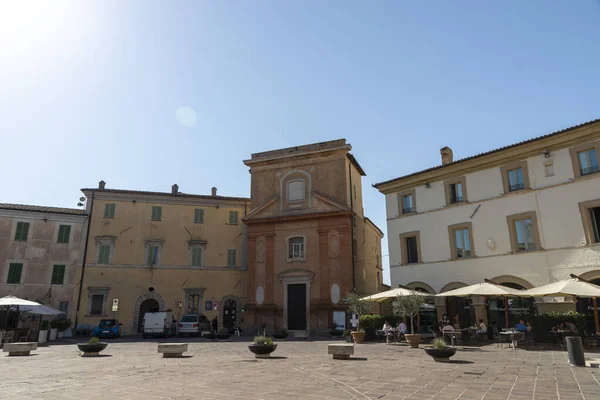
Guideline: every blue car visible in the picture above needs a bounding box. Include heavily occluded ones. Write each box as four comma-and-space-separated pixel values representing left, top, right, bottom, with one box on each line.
93, 319, 122, 338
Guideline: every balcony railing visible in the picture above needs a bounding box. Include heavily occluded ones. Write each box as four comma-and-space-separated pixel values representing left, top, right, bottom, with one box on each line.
509, 182, 525, 192
581, 165, 600, 176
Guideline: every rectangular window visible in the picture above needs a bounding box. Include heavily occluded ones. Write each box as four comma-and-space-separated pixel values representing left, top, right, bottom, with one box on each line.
58, 301, 69, 314
191, 247, 203, 267
57, 225, 71, 244
397, 190, 416, 216
90, 294, 104, 316
227, 248, 237, 267
14, 222, 30, 242
51, 265, 66, 285
507, 212, 540, 253
579, 199, 600, 245
501, 162, 529, 194
400, 232, 420, 265
7, 263, 23, 284
448, 223, 474, 260
445, 177, 467, 205
577, 148, 599, 176
229, 210, 239, 225
146, 245, 160, 266
288, 237, 305, 260
151, 206, 162, 221
104, 204, 116, 219
97, 244, 111, 264
188, 294, 200, 313
194, 208, 204, 224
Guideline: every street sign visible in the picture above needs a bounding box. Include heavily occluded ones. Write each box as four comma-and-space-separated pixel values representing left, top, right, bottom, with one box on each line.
178, 300, 183, 308
112, 299, 119, 312
213, 300, 219, 311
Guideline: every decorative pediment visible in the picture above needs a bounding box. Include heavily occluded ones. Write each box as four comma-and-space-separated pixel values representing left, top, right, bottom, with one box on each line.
278, 268, 315, 282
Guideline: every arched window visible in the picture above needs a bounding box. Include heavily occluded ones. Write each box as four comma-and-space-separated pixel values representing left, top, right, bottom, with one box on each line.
288, 237, 305, 260
287, 179, 305, 202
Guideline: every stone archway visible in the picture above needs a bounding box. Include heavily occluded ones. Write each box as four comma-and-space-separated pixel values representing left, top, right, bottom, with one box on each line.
132, 291, 165, 334
405, 281, 436, 294
220, 295, 241, 331
488, 275, 534, 289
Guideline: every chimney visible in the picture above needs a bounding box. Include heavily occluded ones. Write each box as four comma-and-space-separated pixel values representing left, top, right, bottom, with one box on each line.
211, 187, 217, 196
440, 147, 453, 165
98, 180, 106, 190
172, 184, 179, 194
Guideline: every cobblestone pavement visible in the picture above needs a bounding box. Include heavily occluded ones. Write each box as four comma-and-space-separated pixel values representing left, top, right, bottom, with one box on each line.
1, 338, 599, 400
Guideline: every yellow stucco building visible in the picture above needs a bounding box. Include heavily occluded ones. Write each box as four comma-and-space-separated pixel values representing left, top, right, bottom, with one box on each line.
73, 182, 250, 335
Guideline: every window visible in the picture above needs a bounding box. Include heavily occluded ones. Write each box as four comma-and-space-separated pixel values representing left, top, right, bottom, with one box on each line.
194, 208, 204, 224
14, 222, 30, 242
146, 244, 161, 266
227, 248, 237, 267
151, 206, 162, 221
579, 199, 600, 245
229, 210, 239, 225
190, 247, 204, 267
51, 265, 66, 285
444, 177, 467, 205
287, 179, 305, 202
58, 301, 69, 314
448, 223, 474, 260
288, 237, 304, 260
7, 263, 23, 284
104, 203, 116, 219
501, 161, 529, 193
57, 225, 71, 244
90, 294, 105, 316
188, 294, 200, 313
400, 232, 421, 265
397, 189, 416, 216
570, 141, 600, 179
507, 212, 541, 253
97, 244, 112, 264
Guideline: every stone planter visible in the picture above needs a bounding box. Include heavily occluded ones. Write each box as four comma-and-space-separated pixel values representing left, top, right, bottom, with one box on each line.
248, 344, 277, 358
405, 333, 421, 348
49, 329, 57, 341
38, 330, 48, 344
351, 331, 365, 344
424, 346, 457, 362
77, 342, 108, 357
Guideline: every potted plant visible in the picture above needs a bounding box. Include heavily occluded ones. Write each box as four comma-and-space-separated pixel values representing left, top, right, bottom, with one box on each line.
77, 336, 108, 357
272, 327, 289, 340
248, 335, 277, 358
38, 320, 49, 344
49, 319, 59, 341
57, 319, 72, 339
343, 330, 352, 343
216, 327, 231, 340
344, 292, 373, 344
424, 338, 457, 362
393, 293, 425, 348
329, 322, 343, 337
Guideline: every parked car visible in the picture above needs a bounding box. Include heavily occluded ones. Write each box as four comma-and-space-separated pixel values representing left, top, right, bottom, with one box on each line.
177, 314, 211, 337
142, 311, 176, 338
93, 319, 122, 338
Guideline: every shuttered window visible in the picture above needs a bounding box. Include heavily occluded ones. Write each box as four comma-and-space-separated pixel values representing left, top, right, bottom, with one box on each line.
7, 263, 23, 284
104, 204, 116, 219
14, 222, 30, 241
229, 211, 238, 225
151, 206, 162, 221
57, 225, 71, 244
97, 245, 111, 264
191, 247, 203, 267
194, 208, 204, 224
51, 265, 66, 285
227, 249, 237, 267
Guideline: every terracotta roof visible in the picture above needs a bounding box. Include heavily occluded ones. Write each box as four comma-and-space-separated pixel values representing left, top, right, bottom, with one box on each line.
0, 203, 86, 216
246, 139, 350, 163
374, 117, 600, 188
81, 188, 249, 202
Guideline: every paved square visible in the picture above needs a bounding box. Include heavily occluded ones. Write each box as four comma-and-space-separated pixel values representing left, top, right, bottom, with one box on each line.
1, 339, 599, 399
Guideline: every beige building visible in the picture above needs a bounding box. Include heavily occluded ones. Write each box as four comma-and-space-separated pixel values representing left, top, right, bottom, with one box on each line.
243, 139, 384, 334
0, 203, 86, 322
74, 182, 250, 335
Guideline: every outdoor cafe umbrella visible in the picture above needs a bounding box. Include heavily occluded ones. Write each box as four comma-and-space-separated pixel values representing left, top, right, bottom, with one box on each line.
435, 281, 530, 328
521, 274, 600, 334
0, 295, 42, 329
360, 287, 425, 303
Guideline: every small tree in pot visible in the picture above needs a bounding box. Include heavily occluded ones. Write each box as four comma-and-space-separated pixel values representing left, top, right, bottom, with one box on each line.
344, 292, 373, 344
393, 293, 425, 348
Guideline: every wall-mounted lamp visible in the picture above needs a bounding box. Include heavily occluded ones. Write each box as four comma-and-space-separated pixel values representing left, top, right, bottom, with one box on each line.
425, 182, 430, 188
543, 150, 551, 158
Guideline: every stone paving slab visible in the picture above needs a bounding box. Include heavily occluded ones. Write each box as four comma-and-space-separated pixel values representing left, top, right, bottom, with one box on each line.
0, 339, 598, 399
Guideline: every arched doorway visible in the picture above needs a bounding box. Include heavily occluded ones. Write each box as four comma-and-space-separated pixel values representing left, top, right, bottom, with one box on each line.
137, 299, 159, 333
223, 299, 237, 329
576, 277, 600, 333
487, 282, 533, 330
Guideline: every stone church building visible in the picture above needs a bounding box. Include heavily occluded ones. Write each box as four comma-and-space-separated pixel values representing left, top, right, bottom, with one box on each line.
243, 139, 383, 334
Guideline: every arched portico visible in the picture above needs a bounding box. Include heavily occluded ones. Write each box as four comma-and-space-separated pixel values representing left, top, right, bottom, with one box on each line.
132, 291, 165, 334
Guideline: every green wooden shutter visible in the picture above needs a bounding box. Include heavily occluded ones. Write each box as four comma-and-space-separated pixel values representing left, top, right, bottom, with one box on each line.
98, 245, 111, 264
191, 247, 202, 266
104, 204, 115, 218
229, 211, 238, 225
152, 206, 162, 221
7, 263, 23, 284
57, 225, 71, 244
227, 249, 236, 267
194, 209, 204, 224
15, 222, 30, 241
51, 265, 66, 285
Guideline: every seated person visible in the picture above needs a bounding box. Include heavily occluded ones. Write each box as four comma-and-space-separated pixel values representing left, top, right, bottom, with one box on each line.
442, 323, 455, 333
515, 319, 527, 333
382, 321, 391, 331
397, 320, 408, 334
564, 320, 578, 333
477, 319, 487, 334
439, 314, 450, 327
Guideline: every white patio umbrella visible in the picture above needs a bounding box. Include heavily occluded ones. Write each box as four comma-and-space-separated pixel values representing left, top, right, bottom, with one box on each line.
360, 287, 426, 303
0, 295, 40, 307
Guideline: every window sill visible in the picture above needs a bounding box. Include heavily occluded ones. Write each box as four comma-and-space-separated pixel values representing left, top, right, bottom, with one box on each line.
286, 258, 306, 263
445, 201, 468, 208
396, 212, 417, 218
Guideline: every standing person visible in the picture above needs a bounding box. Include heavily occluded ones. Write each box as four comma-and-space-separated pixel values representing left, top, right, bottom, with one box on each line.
211, 316, 218, 333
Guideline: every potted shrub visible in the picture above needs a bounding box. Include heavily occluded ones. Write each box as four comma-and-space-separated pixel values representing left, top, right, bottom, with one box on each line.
344, 292, 373, 344
49, 319, 59, 341
329, 322, 343, 337
248, 335, 277, 358
424, 338, 457, 362
56, 319, 72, 339
216, 327, 231, 340
272, 327, 288, 340
38, 320, 49, 344
393, 293, 425, 348
77, 336, 108, 357
343, 330, 352, 343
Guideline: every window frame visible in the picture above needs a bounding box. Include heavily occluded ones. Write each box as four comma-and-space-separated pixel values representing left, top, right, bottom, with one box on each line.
396, 189, 416, 217
399, 231, 421, 265
95, 238, 115, 265
86, 287, 110, 317
51, 264, 66, 285
579, 199, 600, 245
57, 224, 71, 244
228, 210, 239, 225
14, 221, 30, 242
444, 176, 467, 206
6, 262, 24, 284
286, 236, 306, 262
286, 179, 306, 203
448, 222, 475, 260
227, 248, 237, 267
194, 208, 205, 224
145, 242, 162, 266
506, 211, 541, 253
151, 206, 162, 221
501, 161, 530, 194
570, 140, 600, 178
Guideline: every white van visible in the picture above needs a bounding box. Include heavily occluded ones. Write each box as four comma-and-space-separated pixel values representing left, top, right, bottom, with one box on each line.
142, 311, 176, 338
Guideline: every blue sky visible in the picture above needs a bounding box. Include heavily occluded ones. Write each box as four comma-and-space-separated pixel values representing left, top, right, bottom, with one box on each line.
1, 1, 600, 284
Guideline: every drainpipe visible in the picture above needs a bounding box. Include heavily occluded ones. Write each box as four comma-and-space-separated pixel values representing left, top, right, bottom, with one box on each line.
348, 160, 356, 292
74, 191, 94, 329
